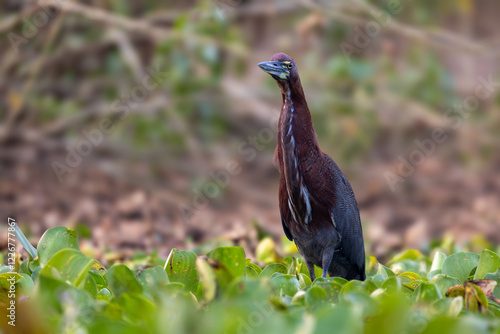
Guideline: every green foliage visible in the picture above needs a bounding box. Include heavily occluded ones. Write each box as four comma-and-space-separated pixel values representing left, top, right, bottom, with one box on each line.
2, 226, 500, 333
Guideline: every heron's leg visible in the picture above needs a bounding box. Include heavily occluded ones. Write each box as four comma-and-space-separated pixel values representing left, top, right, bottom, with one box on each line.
321, 247, 335, 278
306, 260, 316, 282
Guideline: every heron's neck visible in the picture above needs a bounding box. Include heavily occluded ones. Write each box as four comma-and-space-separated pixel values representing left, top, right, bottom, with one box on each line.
279, 83, 317, 158
279, 83, 320, 183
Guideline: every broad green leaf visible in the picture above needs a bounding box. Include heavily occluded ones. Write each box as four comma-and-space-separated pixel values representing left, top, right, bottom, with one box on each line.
382, 277, 402, 293
244, 265, 259, 279
473, 249, 500, 280
412, 282, 442, 303
312, 277, 343, 302
89, 270, 107, 290
136, 266, 170, 299
432, 296, 463, 317
442, 252, 480, 283
341, 280, 376, 296
377, 264, 396, 277
270, 274, 300, 297
431, 274, 461, 296
246, 262, 262, 275
79, 273, 98, 296
427, 269, 442, 281
106, 264, 143, 298
164, 248, 199, 293
119, 292, 156, 325
37, 226, 79, 267
40, 249, 95, 286
305, 286, 330, 312
205, 247, 245, 290
259, 263, 287, 279
37, 274, 85, 313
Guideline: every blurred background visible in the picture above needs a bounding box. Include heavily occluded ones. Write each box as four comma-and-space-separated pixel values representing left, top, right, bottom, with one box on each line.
1, 0, 499, 262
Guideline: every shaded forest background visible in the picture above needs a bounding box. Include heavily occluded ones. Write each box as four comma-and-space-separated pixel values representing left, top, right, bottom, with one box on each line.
1, 0, 499, 262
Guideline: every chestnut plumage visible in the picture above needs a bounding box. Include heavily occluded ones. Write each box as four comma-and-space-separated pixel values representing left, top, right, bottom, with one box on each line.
258, 53, 366, 281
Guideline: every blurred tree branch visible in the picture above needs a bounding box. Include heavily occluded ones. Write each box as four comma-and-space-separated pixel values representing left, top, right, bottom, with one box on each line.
298, 0, 500, 58
36, 0, 246, 57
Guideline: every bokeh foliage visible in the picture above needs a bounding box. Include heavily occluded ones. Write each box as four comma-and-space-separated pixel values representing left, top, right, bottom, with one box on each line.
1, 226, 499, 334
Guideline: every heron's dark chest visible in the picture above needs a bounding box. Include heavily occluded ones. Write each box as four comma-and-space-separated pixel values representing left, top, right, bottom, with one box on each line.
277, 95, 328, 234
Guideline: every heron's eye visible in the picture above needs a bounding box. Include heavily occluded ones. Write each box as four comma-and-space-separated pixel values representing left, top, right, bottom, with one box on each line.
287, 63, 293, 69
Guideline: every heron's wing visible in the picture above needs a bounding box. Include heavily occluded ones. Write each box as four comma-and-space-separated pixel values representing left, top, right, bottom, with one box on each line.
324, 154, 366, 277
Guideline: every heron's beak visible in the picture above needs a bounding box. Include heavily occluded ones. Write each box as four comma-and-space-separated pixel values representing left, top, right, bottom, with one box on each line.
258, 61, 290, 80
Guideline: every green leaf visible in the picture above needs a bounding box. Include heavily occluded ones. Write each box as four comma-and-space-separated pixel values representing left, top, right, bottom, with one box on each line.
119, 292, 156, 325
431, 274, 461, 296
96, 287, 112, 302
14, 225, 37, 259
40, 249, 95, 286
432, 296, 463, 317
341, 280, 376, 296
207, 247, 245, 280
412, 282, 442, 303
312, 277, 343, 302
79, 273, 98, 296
0, 273, 34, 303
106, 264, 143, 298
430, 250, 447, 271
259, 263, 287, 279
244, 265, 259, 279
388, 249, 423, 264
291, 290, 306, 306
298, 273, 312, 289
473, 249, 500, 280
136, 266, 170, 299
305, 286, 330, 312
442, 252, 480, 283
270, 274, 300, 297
196, 257, 216, 302
381, 277, 402, 293
164, 248, 200, 293
246, 262, 262, 275
37, 226, 80, 267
